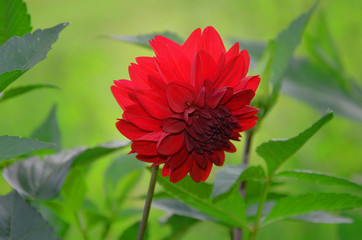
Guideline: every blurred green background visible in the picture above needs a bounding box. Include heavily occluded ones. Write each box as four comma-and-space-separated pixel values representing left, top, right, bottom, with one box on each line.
0, 0, 361, 239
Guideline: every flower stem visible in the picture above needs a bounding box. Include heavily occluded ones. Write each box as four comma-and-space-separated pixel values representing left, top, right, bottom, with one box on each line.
249, 177, 272, 240
233, 130, 254, 240
74, 211, 88, 240
137, 165, 159, 240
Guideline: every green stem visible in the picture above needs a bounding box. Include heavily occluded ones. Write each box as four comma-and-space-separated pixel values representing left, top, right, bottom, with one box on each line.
137, 165, 159, 240
74, 211, 88, 240
249, 177, 272, 240
233, 130, 254, 240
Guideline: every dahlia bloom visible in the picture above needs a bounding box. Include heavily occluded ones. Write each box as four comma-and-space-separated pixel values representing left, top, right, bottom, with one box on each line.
111, 26, 260, 183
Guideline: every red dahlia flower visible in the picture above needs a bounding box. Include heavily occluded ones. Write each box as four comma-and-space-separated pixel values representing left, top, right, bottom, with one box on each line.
111, 26, 260, 183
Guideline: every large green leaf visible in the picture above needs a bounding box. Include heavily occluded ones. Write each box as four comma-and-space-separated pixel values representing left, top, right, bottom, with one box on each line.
0, 135, 55, 161
263, 193, 362, 226
0, 0, 32, 45
0, 191, 59, 240
72, 140, 130, 167
157, 174, 248, 228
256, 112, 333, 176
0, 22, 69, 92
152, 199, 212, 221
0, 84, 57, 103
161, 215, 198, 240
2, 148, 85, 200
31, 105, 61, 152
275, 170, 362, 192
109, 31, 183, 48
61, 168, 87, 211
212, 164, 265, 198
338, 212, 362, 240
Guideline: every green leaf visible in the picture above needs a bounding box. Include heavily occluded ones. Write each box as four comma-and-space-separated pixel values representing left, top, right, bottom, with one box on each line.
275, 170, 362, 191
0, 22, 69, 92
0, 84, 57, 103
72, 140, 130, 167
256, 112, 333, 176
119, 221, 148, 240
152, 199, 212, 221
109, 31, 183, 48
0, 191, 59, 240
263, 193, 362, 226
157, 174, 248, 228
162, 215, 198, 240
255, 2, 317, 116
31, 105, 61, 152
104, 154, 145, 191
212, 164, 265, 198
0, 135, 55, 161
338, 212, 362, 240
0, 0, 32, 45
61, 168, 87, 210
2, 148, 85, 200
292, 211, 353, 224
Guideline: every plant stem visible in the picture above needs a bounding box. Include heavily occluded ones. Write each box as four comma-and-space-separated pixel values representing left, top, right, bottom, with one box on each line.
233, 130, 254, 240
137, 165, 159, 240
249, 178, 272, 240
74, 211, 88, 240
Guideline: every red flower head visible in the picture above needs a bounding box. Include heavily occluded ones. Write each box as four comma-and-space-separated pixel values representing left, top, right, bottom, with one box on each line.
111, 26, 260, 183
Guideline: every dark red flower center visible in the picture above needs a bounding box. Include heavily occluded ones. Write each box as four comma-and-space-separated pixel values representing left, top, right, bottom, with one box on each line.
185, 105, 241, 154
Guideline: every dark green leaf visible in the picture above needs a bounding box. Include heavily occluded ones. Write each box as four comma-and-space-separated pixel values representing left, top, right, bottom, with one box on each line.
162, 215, 198, 240
0, 135, 55, 161
31, 105, 61, 151
0, 84, 57, 103
0, 22, 69, 92
61, 168, 87, 210
256, 112, 333, 176
157, 174, 248, 228
2, 148, 85, 200
267, 2, 317, 105
292, 211, 353, 224
0, 0, 32, 44
153, 199, 212, 221
263, 193, 362, 226
0, 191, 59, 240
109, 31, 184, 48
275, 170, 362, 191
338, 212, 362, 240
212, 164, 265, 198
119, 221, 148, 240
72, 140, 130, 167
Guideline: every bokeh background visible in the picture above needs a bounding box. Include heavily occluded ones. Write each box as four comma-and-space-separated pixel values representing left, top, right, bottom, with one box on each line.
0, 0, 361, 239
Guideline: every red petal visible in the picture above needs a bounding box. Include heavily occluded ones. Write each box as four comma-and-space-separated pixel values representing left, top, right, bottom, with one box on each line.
191, 50, 217, 91
124, 104, 161, 131
157, 132, 185, 155
136, 89, 172, 119
226, 42, 240, 63
137, 155, 167, 165
224, 89, 255, 111
193, 152, 207, 169
162, 163, 171, 176
166, 82, 196, 113
132, 141, 158, 156
111, 80, 135, 110
237, 116, 259, 131
232, 105, 259, 118
167, 147, 189, 169
170, 155, 193, 183
193, 86, 205, 108
116, 119, 148, 140
207, 151, 225, 166
215, 55, 246, 88
241, 50, 250, 78
234, 75, 260, 92
162, 117, 186, 133
223, 142, 237, 153
182, 28, 201, 60
201, 26, 226, 61
190, 155, 212, 182
206, 87, 232, 109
